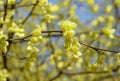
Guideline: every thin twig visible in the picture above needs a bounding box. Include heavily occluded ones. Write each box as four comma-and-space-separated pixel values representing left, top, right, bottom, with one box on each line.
79, 41, 119, 53
49, 71, 63, 81
62, 65, 120, 75
21, 0, 39, 24
8, 30, 119, 53
63, 70, 108, 75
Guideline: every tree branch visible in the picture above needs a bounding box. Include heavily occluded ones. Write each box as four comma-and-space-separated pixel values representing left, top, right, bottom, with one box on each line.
21, 0, 39, 24
79, 41, 119, 53
62, 65, 120, 75
49, 71, 63, 81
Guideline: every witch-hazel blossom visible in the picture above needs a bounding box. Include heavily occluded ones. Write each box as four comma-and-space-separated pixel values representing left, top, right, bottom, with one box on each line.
59, 20, 82, 61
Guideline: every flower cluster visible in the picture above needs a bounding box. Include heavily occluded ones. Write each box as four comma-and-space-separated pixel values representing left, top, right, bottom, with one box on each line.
91, 16, 105, 26
8, 0, 16, 6
44, 14, 58, 23
29, 25, 42, 45
102, 15, 115, 39
105, 5, 113, 13
67, 38, 82, 62
0, 69, 9, 81
86, 0, 95, 6
32, 0, 48, 15
26, 25, 43, 70
38, 0, 48, 6
69, 5, 77, 17
48, 3, 59, 12
80, 0, 99, 13
97, 54, 105, 65
0, 31, 9, 54
7, 21, 25, 37
102, 26, 115, 38
32, 0, 48, 6
89, 63, 98, 71
115, 0, 120, 6
25, 46, 39, 71
116, 53, 120, 64
59, 20, 76, 48
59, 20, 82, 61
0, 1, 3, 5
8, 22, 25, 37
64, 0, 70, 7
0, 18, 4, 25
43, 3, 59, 23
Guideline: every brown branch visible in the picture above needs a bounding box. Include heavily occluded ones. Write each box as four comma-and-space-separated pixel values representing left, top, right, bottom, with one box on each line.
21, 0, 39, 24
2, 52, 10, 81
0, 3, 36, 12
16, 3, 37, 8
2, 52, 8, 69
79, 41, 119, 53
42, 30, 62, 33
62, 65, 120, 75
3, 0, 8, 21
7, 30, 119, 53
49, 71, 63, 81
2, 43, 10, 81
63, 70, 108, 75
49, 63, 70, 81
1, 53, 26, 60
93, 65, 120, 81
8, 30, 62, 42
112, 0, 120, 20
8, 34, 32, 41
7, 34, 62, 43
46, 24, 61, 80
8, 30, 88, 41
0, 3, 48, 12
1, 1, 9, 81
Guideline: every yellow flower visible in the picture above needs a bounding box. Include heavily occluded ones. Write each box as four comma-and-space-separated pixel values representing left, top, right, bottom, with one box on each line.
69, 5, 77, 16
48, 3, 59, 12
106, 5, 112, 13
97, 16, 105, 23
80, 0, 85, 2
0, 18, 4, 24
8, 0, 16, 6
64, 0, 70, 7
64, 39, 73, 48
92, 20, 98, 26
102, 27, 115, 38
32, 29, 41, 36
59, 20, 77, 31
45, 14, 58, 23
86, 0, 95, 5
107, 15, 114, 23
28, 25, 43, 45
116, 53, 120, 60
0, 1, 4, 5
38, 0, 48, 6
0, 69, 9, 81
71, 54, 79, 62
90, 63, 98, 71
63, 30, 75, 38
115, 0, 120, 6
92, 4, 99, 13
68, 45, 79, 54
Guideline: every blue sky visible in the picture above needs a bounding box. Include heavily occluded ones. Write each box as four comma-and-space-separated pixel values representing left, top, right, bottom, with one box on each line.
48, 0, 93, 23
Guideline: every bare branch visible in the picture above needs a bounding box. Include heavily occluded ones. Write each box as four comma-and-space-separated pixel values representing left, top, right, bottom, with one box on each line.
79, 41, 119, 53
21, 0, 39, 24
